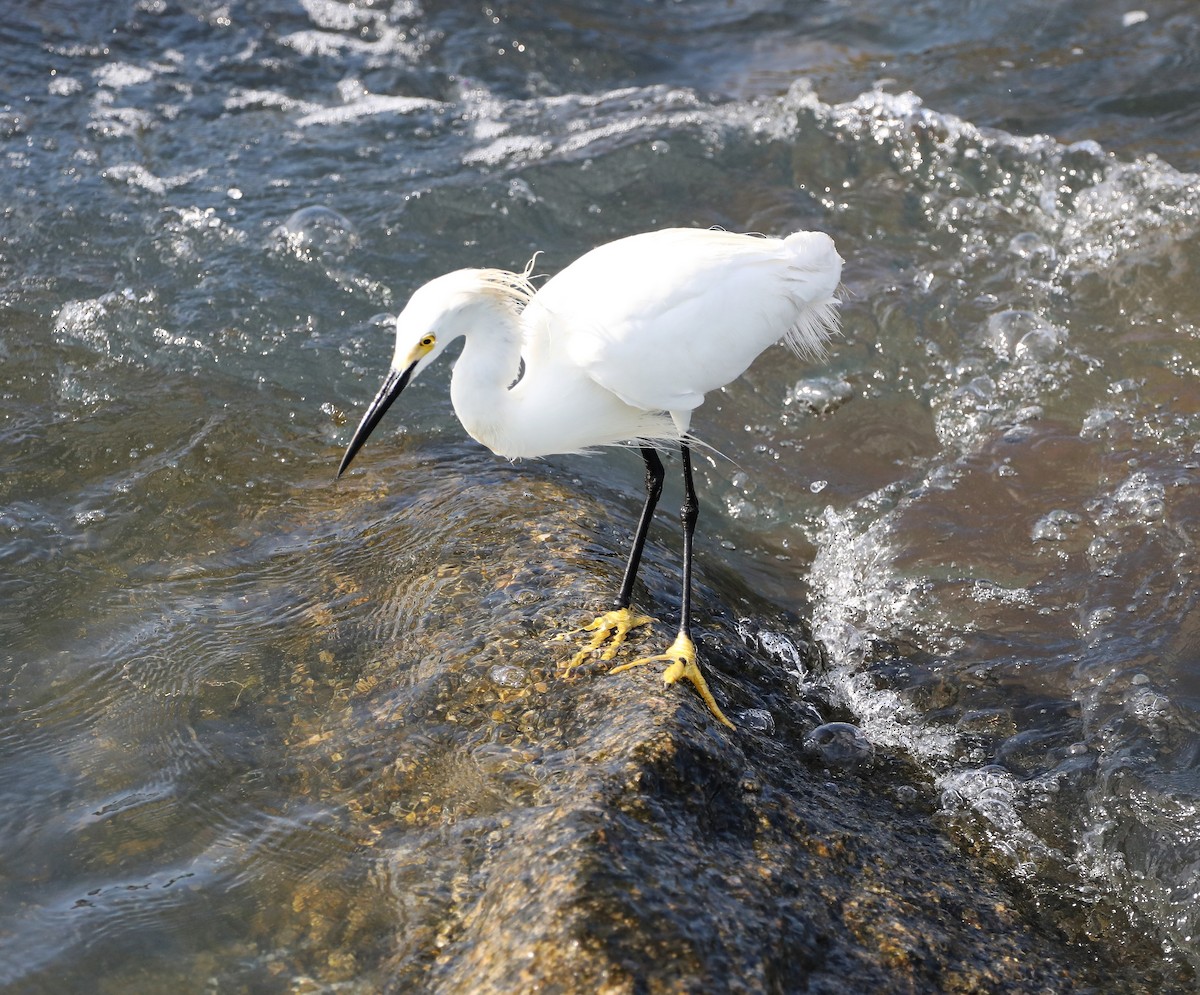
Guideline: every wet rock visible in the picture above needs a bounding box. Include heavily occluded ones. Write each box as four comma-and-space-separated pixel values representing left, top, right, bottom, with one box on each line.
275, 461, 1170, 993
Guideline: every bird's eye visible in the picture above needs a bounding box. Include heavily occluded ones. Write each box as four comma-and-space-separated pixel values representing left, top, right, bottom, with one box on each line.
420, 334, 435, 347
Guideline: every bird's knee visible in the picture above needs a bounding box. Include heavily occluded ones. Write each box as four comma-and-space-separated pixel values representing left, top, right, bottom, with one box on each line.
681, 494, 699, 529
644, 465, 665, 498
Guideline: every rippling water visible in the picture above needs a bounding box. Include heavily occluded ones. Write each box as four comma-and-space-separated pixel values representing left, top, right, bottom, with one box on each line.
4, 0, 1200, 989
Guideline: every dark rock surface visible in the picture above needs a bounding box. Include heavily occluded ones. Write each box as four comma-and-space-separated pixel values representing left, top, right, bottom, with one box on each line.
269, 456, 1165, 993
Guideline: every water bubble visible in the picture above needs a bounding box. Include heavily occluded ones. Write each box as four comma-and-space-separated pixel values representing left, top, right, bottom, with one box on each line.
1080, 407, 1118, 437
983, 310, 1066, 364
1031, 509, 1082, 542
506, 177, 538, 204
1007, 231, 1054, 260
737, 708, 776, 734
275, 205, 359, 261
803, 722, 874, 766
939, 765, 1018, 822
1126, 686, 1171, 727
1108, 378, 1142, 396
810, 479, 828, 494
488, 664, 525, 689
741, 625, 807, 673
1001, 423, 1035, 443
1014, 324, 1066, 363
1084, 606, 1117, 635
984, 309, 1040, 359
786, 375, 853, 413
1112, 472, 1166, 521
936, 374, 999, 447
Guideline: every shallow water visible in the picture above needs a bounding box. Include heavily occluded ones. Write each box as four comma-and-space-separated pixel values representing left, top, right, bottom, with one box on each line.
3, 0, 1200, 989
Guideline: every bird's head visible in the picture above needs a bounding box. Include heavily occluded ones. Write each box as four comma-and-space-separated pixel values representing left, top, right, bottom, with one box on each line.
336, 267, 534, 477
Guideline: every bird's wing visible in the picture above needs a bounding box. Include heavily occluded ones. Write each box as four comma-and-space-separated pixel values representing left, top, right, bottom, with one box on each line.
524, 228, 841, 414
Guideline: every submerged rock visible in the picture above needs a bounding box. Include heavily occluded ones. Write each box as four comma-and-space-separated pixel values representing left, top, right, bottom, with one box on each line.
267, 458, 1167, 993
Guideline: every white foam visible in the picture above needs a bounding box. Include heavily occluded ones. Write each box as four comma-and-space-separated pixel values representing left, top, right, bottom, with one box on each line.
808, 505, 957, 760
296, 94, 442, 128
94, 62, 156, 89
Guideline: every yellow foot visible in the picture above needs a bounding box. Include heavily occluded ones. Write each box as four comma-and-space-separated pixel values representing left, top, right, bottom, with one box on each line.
556, 606, 654, 678
610, 632, 735, 730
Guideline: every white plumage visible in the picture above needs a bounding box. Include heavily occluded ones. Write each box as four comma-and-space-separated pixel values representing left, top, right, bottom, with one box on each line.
338, 226, 843, 729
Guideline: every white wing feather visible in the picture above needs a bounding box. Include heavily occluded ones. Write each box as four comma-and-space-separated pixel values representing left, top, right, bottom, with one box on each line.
523, 228, 841, 415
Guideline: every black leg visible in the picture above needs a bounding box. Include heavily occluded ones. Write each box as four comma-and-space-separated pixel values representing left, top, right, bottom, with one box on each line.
614, 446, 664, 611
599, 441, 733, 729
678, 442, 698, 637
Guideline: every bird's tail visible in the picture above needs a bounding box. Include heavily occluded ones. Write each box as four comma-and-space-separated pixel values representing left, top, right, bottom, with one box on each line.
781, 231, 843, 360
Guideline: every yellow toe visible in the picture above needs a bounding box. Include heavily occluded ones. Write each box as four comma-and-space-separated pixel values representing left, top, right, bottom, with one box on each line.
557, 606, 654, 677
611, 632, 735, 730
557, 611, 734, 729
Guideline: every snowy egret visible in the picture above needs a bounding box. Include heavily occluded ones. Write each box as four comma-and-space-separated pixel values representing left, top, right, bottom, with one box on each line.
337, 227, 842, 729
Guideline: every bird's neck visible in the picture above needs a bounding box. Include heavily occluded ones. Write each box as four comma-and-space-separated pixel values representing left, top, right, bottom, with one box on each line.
449, 311, 526, 458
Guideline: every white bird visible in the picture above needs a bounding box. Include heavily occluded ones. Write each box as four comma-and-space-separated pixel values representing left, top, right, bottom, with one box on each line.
338, 227, 843, 729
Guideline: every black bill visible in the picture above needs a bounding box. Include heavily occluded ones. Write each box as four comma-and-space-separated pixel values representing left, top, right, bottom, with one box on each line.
336, 362, 415, 477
